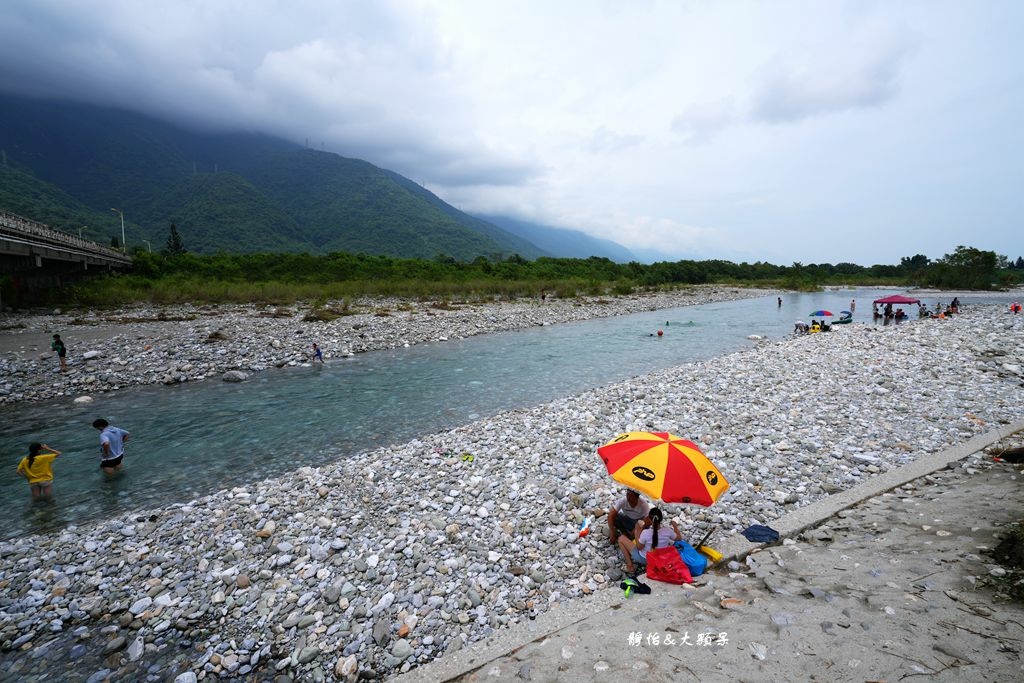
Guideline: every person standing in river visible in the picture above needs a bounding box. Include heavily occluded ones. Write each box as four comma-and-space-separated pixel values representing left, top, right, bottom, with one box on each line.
16, 442, 61, 499
92, 419, 130, 476
50, 334, 67, 372
312, 342, 324, 363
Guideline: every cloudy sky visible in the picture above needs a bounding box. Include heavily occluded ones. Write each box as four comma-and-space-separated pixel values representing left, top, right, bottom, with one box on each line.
1, 0, 1022, 264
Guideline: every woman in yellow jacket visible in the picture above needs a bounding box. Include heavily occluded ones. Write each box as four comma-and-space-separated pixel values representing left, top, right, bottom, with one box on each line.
16, 442, 61, 499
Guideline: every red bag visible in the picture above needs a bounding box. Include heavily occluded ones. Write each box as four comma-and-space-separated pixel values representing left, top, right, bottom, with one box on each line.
645, 546, 693, 584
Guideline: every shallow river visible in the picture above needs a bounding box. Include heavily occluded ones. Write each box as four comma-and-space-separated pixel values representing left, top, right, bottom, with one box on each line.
0, 289, 1012, 538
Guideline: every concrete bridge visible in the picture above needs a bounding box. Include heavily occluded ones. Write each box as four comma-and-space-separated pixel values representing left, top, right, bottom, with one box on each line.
0, 209, 132, 308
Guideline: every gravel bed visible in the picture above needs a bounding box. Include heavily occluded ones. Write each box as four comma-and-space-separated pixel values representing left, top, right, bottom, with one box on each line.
1, 295, 1022, 682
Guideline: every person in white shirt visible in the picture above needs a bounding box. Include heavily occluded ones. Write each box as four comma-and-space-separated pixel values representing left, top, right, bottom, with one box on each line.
620, 507, 681, 575
92, 418, 130, 476
607, 489, 650, 546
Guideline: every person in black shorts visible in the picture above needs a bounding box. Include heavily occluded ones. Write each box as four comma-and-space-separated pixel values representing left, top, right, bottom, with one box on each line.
608, 489, 651, 544
51, 334, 67, 371
93, 418, 130, 476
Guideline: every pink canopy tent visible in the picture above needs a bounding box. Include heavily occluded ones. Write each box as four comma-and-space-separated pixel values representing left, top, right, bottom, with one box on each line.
873, 295, 921, 305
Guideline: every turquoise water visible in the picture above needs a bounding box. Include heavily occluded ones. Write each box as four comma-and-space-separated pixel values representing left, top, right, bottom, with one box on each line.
0, 289, 1013, 538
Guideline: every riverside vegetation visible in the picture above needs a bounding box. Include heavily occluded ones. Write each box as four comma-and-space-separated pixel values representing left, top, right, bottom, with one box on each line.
29, 243, 1024, 309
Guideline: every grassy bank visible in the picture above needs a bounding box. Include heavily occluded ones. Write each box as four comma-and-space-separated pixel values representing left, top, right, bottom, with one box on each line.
12, 246, 1019, 308
61, 274, 641, 307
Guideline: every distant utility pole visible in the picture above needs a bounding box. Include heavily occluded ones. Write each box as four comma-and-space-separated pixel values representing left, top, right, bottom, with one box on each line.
1, 149, 6, 166
110, 208, 125, 253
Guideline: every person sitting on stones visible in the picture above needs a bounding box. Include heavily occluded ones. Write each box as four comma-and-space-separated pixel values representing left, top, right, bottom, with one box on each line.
608, 489, 650, 547
619, 507, 681, 576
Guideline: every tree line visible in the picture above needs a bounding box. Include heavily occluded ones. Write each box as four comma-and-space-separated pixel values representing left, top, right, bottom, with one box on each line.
128, 227, 1021, 292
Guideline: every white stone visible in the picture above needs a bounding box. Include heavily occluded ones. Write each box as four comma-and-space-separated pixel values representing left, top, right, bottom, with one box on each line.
129, 597, 152, 616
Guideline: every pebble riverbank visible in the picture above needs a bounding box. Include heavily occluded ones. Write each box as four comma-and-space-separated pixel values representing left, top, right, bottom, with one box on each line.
1, 298, 1022, 682
0, 287, 768, 406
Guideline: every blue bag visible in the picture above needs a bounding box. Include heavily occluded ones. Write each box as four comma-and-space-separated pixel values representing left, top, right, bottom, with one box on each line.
741, 524, 780, 543
674, 540, 707, 577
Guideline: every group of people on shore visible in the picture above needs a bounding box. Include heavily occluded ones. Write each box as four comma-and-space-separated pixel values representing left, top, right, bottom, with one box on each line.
15, 419, 130, 500
607, 489, 682, 576
793, 319, 831, 334
872, 304, 909, 320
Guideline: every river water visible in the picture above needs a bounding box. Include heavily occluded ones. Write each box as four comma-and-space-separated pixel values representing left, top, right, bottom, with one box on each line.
0, 289, 1014, 538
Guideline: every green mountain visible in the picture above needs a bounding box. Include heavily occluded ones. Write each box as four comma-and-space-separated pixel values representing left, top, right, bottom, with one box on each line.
0, 163, 121, 241
0, 95, 547, 260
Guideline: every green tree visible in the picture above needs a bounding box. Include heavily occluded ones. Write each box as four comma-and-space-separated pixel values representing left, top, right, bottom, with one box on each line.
900, 254, 931, 271
110, 235, 120, 249
925, 246, 998, 290
163, 223, 187, 256
899, 254, 931, 283
781, 261, 818, 291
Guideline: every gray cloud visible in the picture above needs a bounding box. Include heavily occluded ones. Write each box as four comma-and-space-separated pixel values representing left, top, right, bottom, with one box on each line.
1, 2, 1019, 265
0, 0, 540, 188
586, 126, 644, 153
670, 32, 917, 142
670, 97, 737, 144
749, 38, 915, 124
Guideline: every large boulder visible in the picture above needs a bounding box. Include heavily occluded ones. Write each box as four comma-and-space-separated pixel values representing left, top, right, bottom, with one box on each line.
222, 370, 248, 383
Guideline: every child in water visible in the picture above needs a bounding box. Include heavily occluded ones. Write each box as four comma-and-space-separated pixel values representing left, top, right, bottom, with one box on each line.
16, 442, 62, 499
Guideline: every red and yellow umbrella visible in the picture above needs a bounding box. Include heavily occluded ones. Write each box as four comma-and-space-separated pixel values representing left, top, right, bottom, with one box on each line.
597, 431, 729, 505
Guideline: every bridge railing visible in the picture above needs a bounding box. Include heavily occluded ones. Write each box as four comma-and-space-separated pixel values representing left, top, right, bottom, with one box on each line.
0, 210, 132, 263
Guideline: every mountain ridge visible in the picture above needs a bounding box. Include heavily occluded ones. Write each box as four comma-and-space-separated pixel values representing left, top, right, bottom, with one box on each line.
0, 95, 546, 260
474, 213, 637, 263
